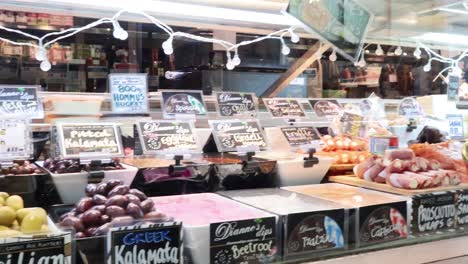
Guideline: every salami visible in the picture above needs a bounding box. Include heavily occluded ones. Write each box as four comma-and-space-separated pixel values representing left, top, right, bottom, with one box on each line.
384, 149, 415, 161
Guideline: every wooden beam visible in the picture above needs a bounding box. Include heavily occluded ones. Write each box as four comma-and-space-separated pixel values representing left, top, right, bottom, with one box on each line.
260, 42, 331, 98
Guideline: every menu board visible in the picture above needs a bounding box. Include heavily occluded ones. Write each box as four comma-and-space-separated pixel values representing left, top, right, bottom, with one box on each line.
107, 222, 182, 264
57, 123, 123, 159
285, 210, 345, 256
210, 217, 277, 264
0, 85, 43, 119
0, 233, 72, 264
398, 97, 424, 118
411, 192, 456, 234
309, 100, 342, 117
281, 126, 321, 147
161, 90, 207, 117
109, 73, 149, 114
215, 92, 257, 117
0, 120, 31, 161
340, 112, 366, 137
209, 120, 267, 152
284, 0, 372, 62
137, 120, 199, 154
263, 98, 306, 118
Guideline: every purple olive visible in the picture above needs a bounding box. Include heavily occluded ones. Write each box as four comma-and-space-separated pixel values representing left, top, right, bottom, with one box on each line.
60, 211, 76, 221
85, 227, 98, 237
108, 185, 129, 197
106, 179, 123, 190
128, 189, 147, 201
85, 184, 97, 197
96, 182, 109, 196
93, 194, 108, 205
90, 205, 106, 214
93, 223, 111, 236
111, 216, 134, 227
126, 203, 144, 219
125, 194, 141, 205
105, 195, 128, 208
61, 216, 85, 232
105, 206, 126, 219
140, 199, 154, 214
100, 214, 111, 224
75, 232, 87, 239
81, 210, 102, 227
75, 197, 94, 213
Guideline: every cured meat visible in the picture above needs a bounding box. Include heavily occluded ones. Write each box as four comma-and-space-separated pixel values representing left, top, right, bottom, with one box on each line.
363, 162, 385, 182
419, 171, 442, 187
414, 157, 429, 172
407, 161, 421, 173
386, 173, 419, 189
428, 159, 441, 171
378, 159, 406, 180
354, 156, 378, 179
384, 149, 415, 162
403, 172, 433, 189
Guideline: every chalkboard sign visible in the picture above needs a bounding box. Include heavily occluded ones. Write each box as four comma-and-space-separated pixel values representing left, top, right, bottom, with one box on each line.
309, 100, 342, 117
215, 92, 257, 117
263, 98, 306, 118
358, 203, 407, 247
456, 190, 468, 226
398, 97, 424, 118
57, 123, 123, 159
109, 73, 149, 114
137, 120, 199, 154
285, 210, 345, 256
161, 90, 207, 117
107, 222, 182, 264
0, 119, 32, 161
210, 217, 277, 264
0, 85, 43, 119
411, 192, 456, 234
340, 112, 366, 137
209, 120, 267, 152
0, 233, 72, 264
280, 126, 321, 147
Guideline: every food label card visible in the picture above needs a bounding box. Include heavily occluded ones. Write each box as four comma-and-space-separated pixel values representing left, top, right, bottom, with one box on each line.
0, 85, 43, 119
340, 112, 366, 137
447, 114, 464, 140
57, 123, 123, 159
398, 97, 424, 118
137, 120, 199, 154
0, 120, 31, 161
456, 190, 468, 226
309, 100, 342, 117
411, 192, 456, 234
280, 126, 321, 147
0, 233, 72, 264
210, 217, 277, 264
109, 73, 149, 114
107, 222, 182, 264
216, 92, 257, 117
209, 120, 267, 152
263, 98, 306, 118
161, 90, 207, 117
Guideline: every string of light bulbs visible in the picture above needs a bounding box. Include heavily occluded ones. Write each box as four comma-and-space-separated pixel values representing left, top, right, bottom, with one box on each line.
0, 9, 301, 72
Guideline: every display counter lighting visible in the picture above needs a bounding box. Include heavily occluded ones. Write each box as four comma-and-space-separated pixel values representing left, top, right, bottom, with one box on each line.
329, 50, 337, 62
375, 44, 384, 56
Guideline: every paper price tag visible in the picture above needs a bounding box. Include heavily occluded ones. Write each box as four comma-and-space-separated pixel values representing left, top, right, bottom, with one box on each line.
109, 73, 149, 114
0, 120, 31, 161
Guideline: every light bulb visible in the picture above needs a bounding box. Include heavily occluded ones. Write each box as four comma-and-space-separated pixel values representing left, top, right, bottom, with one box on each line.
162, 38, 174, 55
112, 20, 128, 40
329, 50, 337, 62
232, 54, 241, 66
290, 32, 300, 43
40, 60, 51, 71
226, 60, 235, 70
358, 58, 366, 67
413, 47, 422, 57
35, 47, 46, 61
423, 64, 431, 72
395, 46, 403, 56
375, 44, 384, 56
281, 44, 290, 55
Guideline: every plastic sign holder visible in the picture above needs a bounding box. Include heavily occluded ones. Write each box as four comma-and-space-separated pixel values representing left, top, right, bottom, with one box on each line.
160, 90, 207, 119
209, 119, 268, 153
215, 91, 257, 118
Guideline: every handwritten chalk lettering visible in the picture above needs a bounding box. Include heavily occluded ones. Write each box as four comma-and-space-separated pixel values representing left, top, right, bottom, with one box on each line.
123, 231, 172, 246
214, 222, 273, 242
64, 138, 118, 149
0, 89, 35, 100
231, 241, 273, 260
70, 130, 113, 139
0, 252, 65, 264
1, 101, 38, 113
370, 224, 402, 238
143, 123, 190, 134
418, 204, 456, 231
298, 225, 324, 234
115, 242, 179, 264
159, 135, 195, 147
302, 233, 333, 248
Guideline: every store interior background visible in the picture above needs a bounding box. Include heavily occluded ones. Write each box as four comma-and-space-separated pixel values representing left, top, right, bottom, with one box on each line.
1, 0, 467, 99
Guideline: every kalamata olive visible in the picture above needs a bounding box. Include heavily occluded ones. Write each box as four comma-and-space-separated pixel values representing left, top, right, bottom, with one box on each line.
48, 165, 56, 172
100, 214, 110, 224
81, 210, 102, 227
105, 195, 128, 208
85, 184, 97, 197
108, 185, 130, 197
10, 167, 18, 174
93, 223, 111, 236
128, 189, 147, 200
63, 160, 71, 167
43, 159, 52, 168
76, 197, 94, 213
96, 182, 109, 196
68, 165, 81, 173
125, 194, 141, 205
106, 179, 123, 190
75, 232, 87, 239
85, 227, 98, 237
105, 206, 125, 219
93, 194, 108, 205
144, 211, 167, 220
59, 211, 76, 221
111, 216, 134, 227
61, 216, 85, 232
90, 205, 106, 214
126, 203, 144, 219
140, 199, 154, 214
